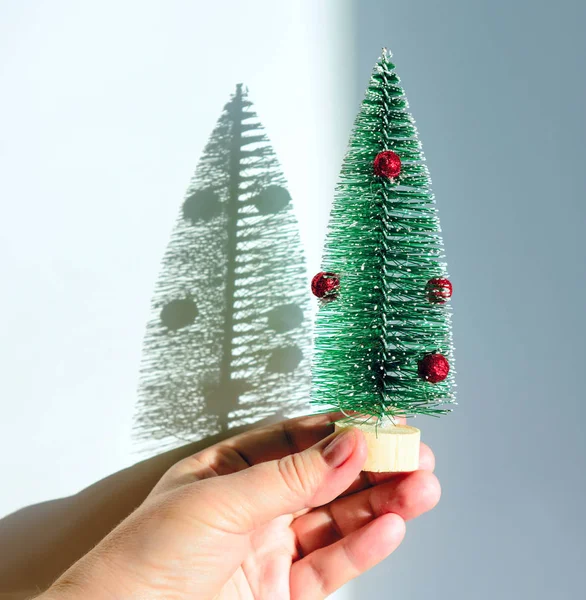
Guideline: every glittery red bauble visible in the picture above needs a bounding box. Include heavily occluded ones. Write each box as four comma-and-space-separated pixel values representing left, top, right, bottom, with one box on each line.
418, 353, 450, 384
311, 272, 340, 298
373, 150, 402, 178
427, 278, 453, 303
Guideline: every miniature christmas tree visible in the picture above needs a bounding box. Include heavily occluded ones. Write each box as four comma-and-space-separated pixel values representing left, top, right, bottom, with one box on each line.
311, 49, 455, 472
135, 84, 311, 453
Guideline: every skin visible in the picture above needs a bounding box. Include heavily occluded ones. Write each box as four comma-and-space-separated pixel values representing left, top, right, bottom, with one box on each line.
0, 417, 290, 595
18, 413, 440, 600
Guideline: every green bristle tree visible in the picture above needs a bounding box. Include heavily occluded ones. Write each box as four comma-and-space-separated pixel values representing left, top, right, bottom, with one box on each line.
311, 50, 455, 468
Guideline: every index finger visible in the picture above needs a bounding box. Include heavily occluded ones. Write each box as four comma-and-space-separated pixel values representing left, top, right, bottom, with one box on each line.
221, 412, 408, 465
197, 412, 413, 488
221, 412, 342, 465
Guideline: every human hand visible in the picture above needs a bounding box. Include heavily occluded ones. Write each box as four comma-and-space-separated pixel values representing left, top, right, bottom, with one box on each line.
43, 414, 440, 600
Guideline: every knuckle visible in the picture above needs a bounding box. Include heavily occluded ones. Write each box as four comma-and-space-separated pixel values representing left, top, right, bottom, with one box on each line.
148, 454, 214, 500
277, 451, 321, 499
168, 453, 207, 479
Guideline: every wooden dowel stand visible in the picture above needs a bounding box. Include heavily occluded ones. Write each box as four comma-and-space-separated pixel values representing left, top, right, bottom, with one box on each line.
335, 420, 420, 472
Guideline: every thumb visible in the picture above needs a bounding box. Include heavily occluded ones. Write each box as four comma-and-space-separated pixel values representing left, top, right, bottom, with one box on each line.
199, 427, 367, 533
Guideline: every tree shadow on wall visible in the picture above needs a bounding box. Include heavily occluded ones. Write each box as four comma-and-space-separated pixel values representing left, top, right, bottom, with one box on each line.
134, 84, 312, 454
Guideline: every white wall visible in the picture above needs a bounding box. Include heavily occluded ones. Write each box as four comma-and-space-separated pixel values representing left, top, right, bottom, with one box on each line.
0, 0, 355, 523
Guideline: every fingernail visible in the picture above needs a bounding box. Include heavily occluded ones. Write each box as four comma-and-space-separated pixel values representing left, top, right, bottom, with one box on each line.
322, 428, 356, 468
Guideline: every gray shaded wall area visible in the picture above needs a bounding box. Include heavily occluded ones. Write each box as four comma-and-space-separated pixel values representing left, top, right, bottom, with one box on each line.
350, 1, 586, 598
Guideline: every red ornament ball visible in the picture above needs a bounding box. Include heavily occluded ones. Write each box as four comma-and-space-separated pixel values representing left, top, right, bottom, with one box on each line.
427, 278, 453, 303
311, 272, 340, 298
418, 353, 450, 384
373, 150, 402, 178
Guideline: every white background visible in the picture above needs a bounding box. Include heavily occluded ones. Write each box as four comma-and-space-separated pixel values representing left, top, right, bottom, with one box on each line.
0, 0, 354, 516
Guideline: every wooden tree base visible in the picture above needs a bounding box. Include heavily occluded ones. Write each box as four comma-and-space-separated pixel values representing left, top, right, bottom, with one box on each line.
335, 421, 420, 472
